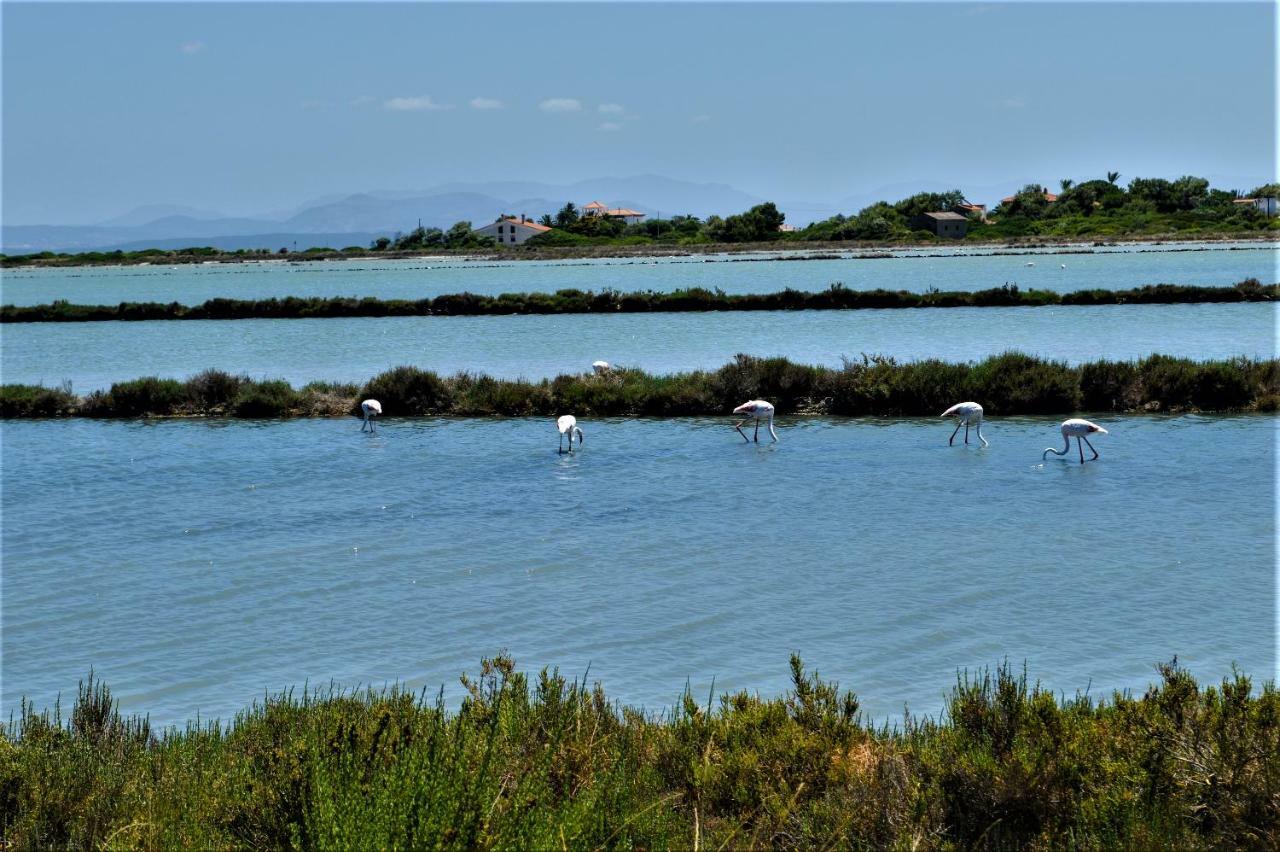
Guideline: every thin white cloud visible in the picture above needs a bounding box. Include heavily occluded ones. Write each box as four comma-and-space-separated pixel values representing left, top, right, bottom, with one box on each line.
691, 114, 711, 124
470, 97, 504, 110
384, 96, 453, 112
180, 41, 205, 55
597, 122, 622, 132
539, 98, 582, 113
598, 103, 624, 114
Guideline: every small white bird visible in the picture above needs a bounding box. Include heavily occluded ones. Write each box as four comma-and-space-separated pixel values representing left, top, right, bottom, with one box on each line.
941, 401, 988, 447
360, 399, 382, 432
556, 415, 584, 453
592, 360, 611, 375
1060, 263, 1067, 269
1043, 418, 1108, 464
1025, 261, 1036, 267
733, 400, 777, 443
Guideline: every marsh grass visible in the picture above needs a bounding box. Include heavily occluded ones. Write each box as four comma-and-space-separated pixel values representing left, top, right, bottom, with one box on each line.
3, 354, 1276, 420
2, 657, 1276, 849
1, 280, 1274, 323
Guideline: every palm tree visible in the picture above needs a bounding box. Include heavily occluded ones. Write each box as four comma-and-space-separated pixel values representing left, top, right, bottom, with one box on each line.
1106, 171, 1120, 185
1060, 178, 1075, 193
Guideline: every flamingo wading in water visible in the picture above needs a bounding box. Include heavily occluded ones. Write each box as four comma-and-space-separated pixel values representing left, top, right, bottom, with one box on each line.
733, 400, 777, 443
557, 415, 584, 453
1043, 418, 1108, 464
360, 399, 382, 432
941, 402, 988, 447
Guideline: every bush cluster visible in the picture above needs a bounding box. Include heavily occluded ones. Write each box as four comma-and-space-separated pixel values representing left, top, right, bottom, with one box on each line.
3, 657, 1276, 849
1, 280, 1273, 323
2, 354, 1276, 420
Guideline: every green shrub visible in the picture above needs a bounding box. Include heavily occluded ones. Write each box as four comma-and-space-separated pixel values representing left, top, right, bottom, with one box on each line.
0, 385, 76, 417
232, 380, 299, 417
98, 377, 186, 416
184, 369, 246, 412
362, 367, 453, 415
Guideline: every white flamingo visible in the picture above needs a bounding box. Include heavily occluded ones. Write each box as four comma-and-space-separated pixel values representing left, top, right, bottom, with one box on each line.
557, 415, 584, 453
592, 360, 611, 375
941, 401, 988, 447
360, 399, 382, 432
1043, 418, 1108, 464
733, 400, 777, 443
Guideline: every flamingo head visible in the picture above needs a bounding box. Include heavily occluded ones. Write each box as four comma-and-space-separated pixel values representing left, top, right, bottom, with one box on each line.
1090, 424, 1108, 434
733, 402, 756, 415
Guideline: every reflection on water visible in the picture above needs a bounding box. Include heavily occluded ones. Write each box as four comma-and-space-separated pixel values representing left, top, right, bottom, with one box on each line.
2, 415, 1272, 726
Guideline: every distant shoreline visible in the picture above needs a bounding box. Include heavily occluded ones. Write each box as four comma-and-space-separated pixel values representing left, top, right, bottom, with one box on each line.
2, 232, 1275, 269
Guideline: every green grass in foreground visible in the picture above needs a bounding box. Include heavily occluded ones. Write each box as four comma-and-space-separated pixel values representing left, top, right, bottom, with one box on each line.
2, 656, 1276, 849
1, 280, 1274, 323
2, 353, 1277, 420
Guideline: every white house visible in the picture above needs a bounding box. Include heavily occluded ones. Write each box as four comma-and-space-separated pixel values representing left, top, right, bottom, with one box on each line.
1233, 197, 1278, 216
473, 215, 552, 245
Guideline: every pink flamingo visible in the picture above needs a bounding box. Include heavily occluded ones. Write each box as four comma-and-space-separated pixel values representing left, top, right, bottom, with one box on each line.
1043, 418, 1108, 464
733, 400, 777, 443
941, 401, 987, 447
556, 415, 584, 453
360, 399, 382, 432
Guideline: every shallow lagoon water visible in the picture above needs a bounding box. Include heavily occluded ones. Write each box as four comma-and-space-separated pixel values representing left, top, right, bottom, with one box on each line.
2, 415, 1273, 727
1, 242, 1275, 306
3, 303, 1274, 391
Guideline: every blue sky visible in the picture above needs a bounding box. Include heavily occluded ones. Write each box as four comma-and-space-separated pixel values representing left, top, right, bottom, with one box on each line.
3, 1, 1275, 223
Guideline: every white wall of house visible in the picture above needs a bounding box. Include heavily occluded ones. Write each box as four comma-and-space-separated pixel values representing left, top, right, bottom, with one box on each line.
472, 218, 549, 245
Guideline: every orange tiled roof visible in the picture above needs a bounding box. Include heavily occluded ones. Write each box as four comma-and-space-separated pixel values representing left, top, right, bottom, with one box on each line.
501, 217, 552, 232
605, 208, 644, 217
583, 201, 607, 209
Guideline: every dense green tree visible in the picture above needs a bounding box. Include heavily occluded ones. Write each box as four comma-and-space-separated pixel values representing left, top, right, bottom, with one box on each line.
554, 203, 580, 228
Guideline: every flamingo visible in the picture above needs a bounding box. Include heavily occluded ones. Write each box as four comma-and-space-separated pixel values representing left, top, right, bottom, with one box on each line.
733, 400, 777, 443
1043, 418, 1108, 464
592, 360, 611, 375
557, 414, 584, 453
941, 401, 988, 447
360, 399, 382, 432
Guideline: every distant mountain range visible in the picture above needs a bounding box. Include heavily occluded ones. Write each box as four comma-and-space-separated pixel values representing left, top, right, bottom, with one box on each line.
1, 175, 779, 254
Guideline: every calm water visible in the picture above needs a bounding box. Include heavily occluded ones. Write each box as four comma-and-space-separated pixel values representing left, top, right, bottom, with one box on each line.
1, 242, 1274, 306
2, 303, 1273, 391
1, 416, 1272, 726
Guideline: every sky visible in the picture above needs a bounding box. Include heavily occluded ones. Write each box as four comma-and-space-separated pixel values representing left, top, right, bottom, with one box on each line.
2, 1, 1276, 224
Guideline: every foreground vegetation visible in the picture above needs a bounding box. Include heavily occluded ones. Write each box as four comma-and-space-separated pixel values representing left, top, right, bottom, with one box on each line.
3, 353, 1276, 420
3, 656, 1276, 849
3, 280, 1274, 323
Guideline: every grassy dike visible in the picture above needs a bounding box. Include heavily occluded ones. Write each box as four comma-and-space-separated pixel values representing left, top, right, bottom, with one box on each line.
1, 280, 1275, 323
2, 656, 1276, 849
1, 354, 1277, 421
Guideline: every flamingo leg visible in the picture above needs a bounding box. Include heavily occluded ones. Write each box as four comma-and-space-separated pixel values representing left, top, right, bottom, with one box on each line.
964, 422, 970, 445
1083, 435, 1099, 461
949, 420, 962, 446
753, 418, 759, 442
559, 432, 564, 454
1077, 437, 1085, 464
734, 420, 749, 442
